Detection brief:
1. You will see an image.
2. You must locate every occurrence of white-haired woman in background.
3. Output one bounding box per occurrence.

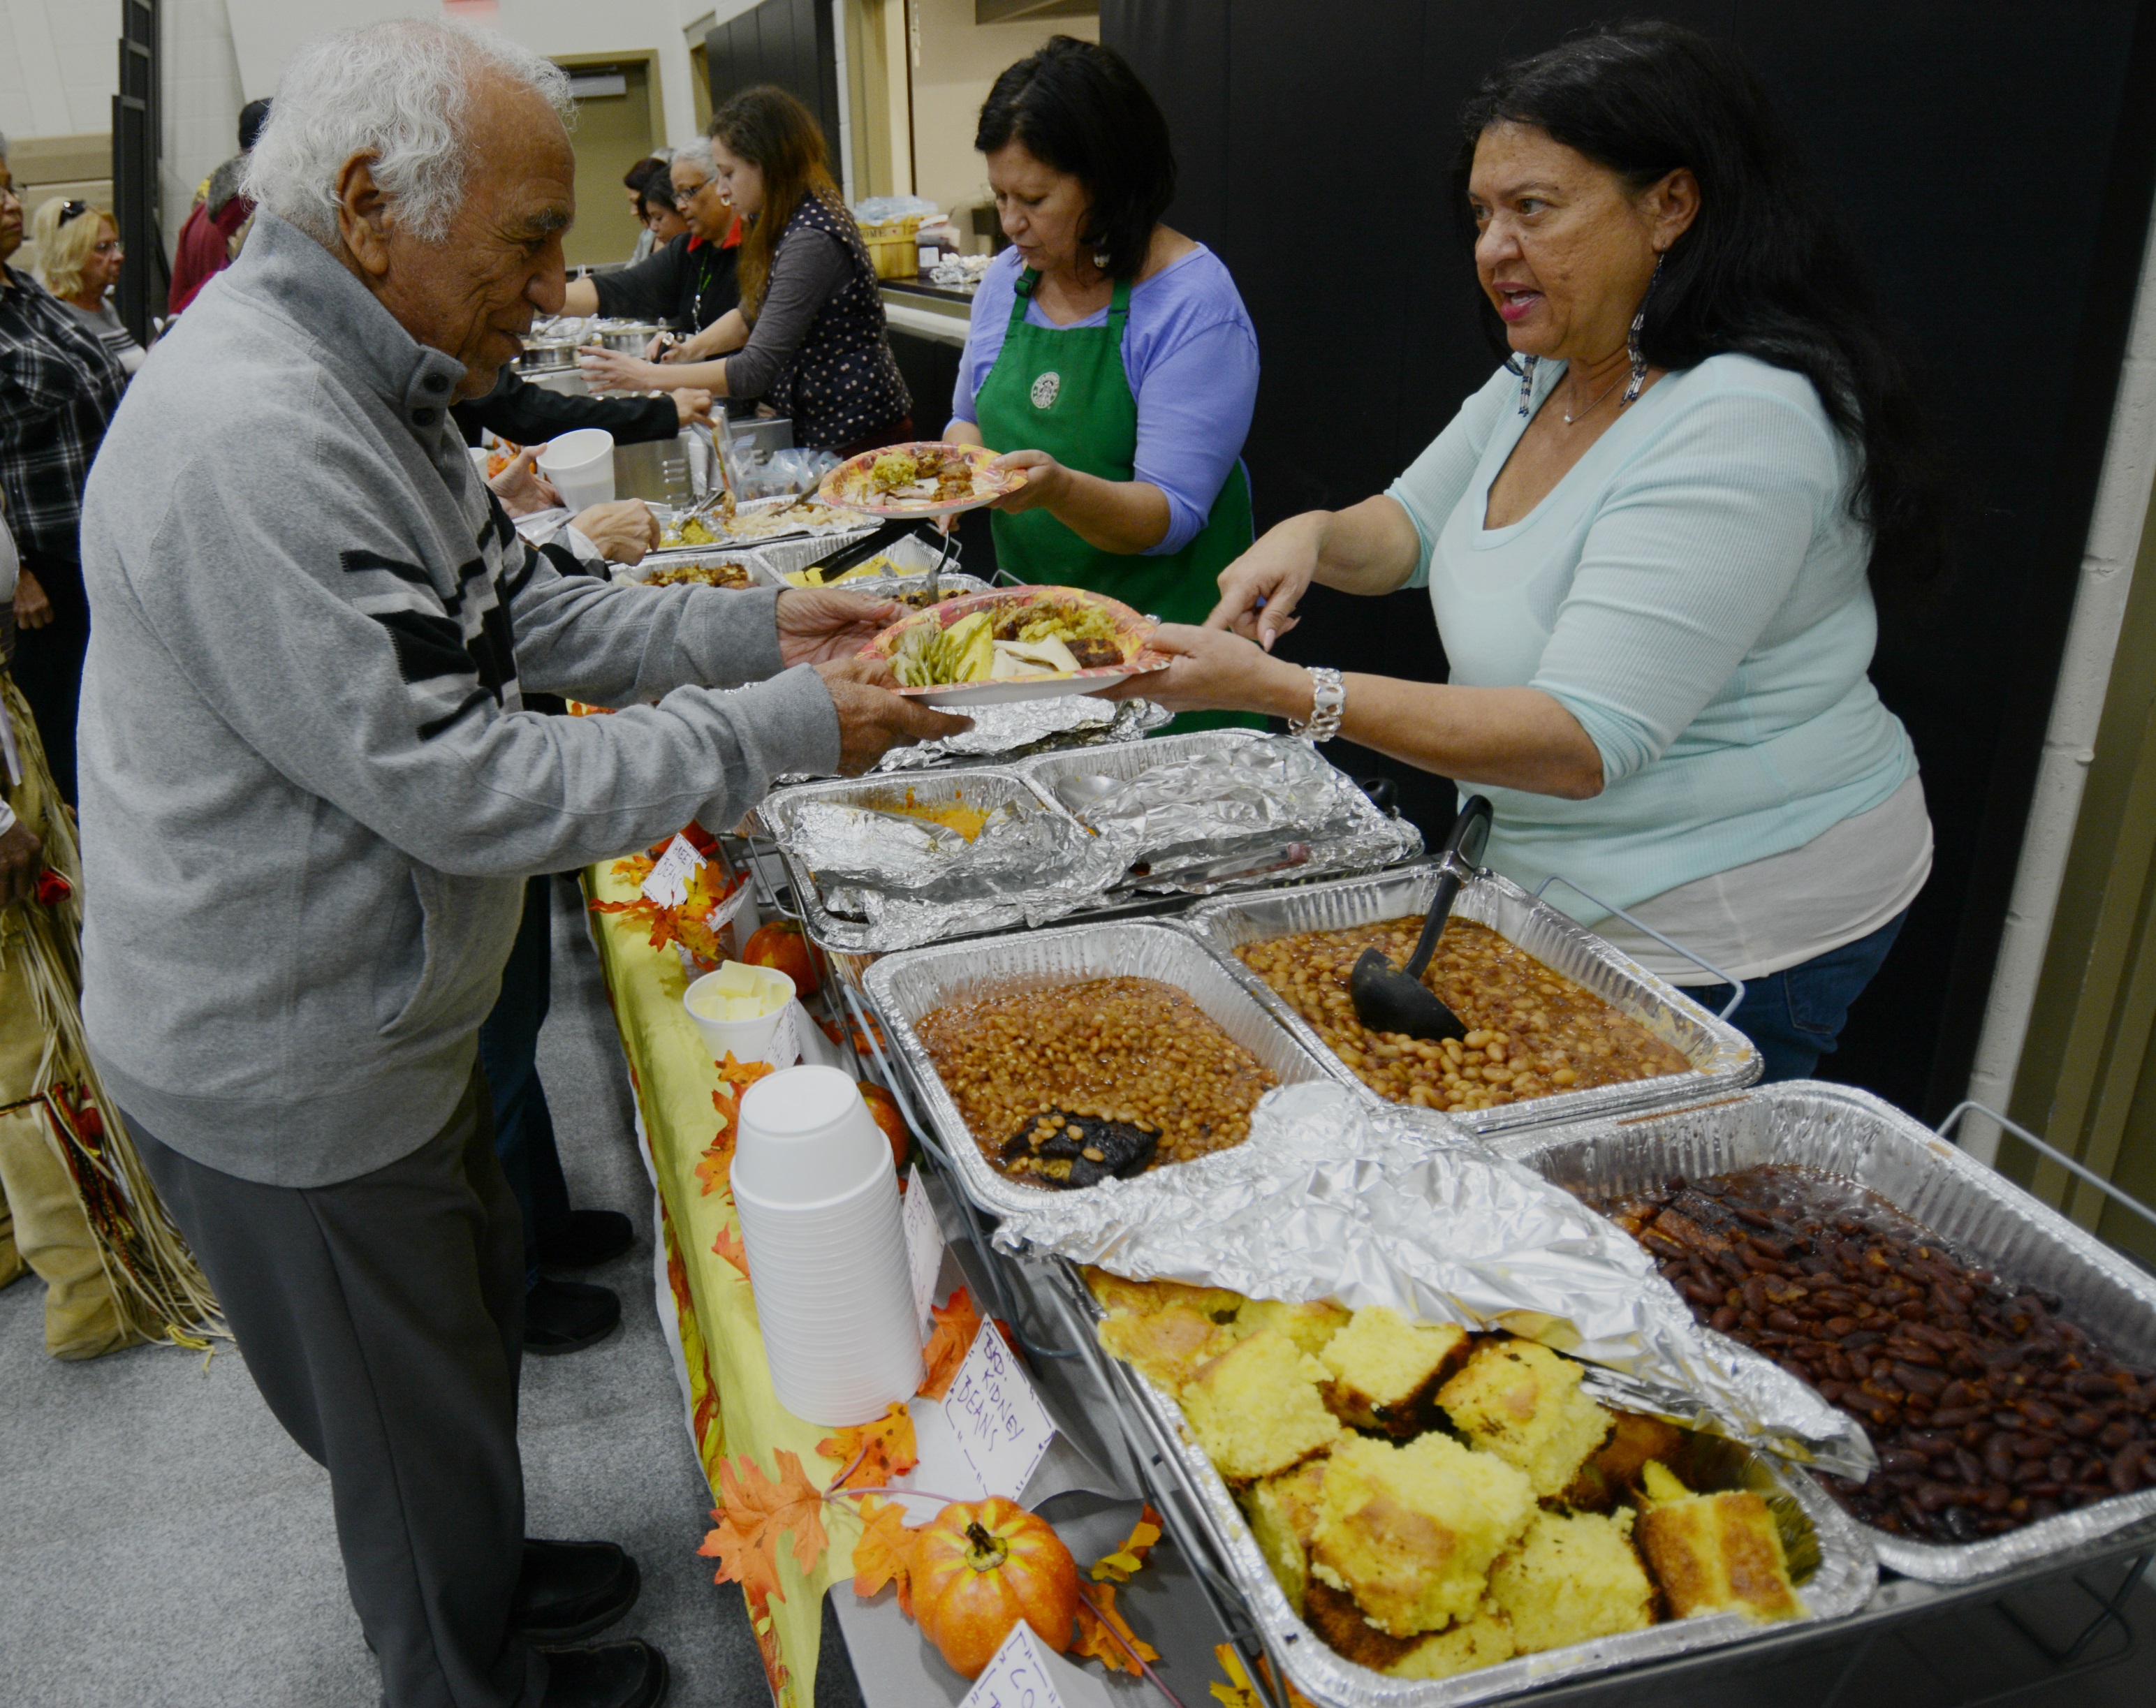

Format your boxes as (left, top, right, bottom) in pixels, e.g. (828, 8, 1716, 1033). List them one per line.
(561, 135, 738, 335)
(32, 197, 145, 376)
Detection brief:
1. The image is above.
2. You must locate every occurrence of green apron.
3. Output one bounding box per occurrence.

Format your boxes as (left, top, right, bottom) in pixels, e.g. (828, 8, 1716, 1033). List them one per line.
(974, 269, 1261, 733)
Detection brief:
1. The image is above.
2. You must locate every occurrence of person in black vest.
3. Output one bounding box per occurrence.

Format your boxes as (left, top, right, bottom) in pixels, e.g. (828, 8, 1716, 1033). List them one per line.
(576, 89, 912, 457)
(562, 138, 740, 336)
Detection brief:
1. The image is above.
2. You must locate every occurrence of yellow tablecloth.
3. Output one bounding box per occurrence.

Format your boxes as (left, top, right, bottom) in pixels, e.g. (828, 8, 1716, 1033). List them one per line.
(582, 860, 851, 1707)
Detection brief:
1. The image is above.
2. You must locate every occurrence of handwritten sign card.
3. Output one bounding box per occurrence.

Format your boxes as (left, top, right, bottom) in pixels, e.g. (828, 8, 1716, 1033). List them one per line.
(900, 1165, 945, 1341)
(640, 834, 705, 906)
(942, 1320, 1054, 1499)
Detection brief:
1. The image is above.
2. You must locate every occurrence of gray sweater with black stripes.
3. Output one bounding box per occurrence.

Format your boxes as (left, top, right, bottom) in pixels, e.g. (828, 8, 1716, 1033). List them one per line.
(75, 213, 842, 1188)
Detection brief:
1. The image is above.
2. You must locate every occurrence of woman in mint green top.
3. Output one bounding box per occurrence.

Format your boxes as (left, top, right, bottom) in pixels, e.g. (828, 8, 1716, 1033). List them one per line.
(1112, 22, 1948, 1080)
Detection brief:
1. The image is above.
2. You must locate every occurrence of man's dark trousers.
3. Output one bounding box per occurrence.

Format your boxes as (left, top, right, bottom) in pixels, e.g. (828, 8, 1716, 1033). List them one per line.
(131, 1070, 546, 1708)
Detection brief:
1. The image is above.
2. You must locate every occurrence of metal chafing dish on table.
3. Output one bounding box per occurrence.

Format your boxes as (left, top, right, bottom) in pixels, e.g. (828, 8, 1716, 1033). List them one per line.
(863, 919, 1344, 1222)
(1493, 1082, 2156, 1585)
(1039, 1262, 1877, 1708)
(1180, 863, 1760, 1137)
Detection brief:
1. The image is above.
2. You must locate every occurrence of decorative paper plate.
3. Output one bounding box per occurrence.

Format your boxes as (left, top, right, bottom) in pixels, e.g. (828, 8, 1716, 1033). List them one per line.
(819, 441, 1028, 517)
(857, 586, 1171, 709)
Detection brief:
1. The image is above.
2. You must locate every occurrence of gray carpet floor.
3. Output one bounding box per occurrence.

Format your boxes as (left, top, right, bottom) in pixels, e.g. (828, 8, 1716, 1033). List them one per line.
(4, 878, 2155, 1707)
(0, 877, 862, 1708)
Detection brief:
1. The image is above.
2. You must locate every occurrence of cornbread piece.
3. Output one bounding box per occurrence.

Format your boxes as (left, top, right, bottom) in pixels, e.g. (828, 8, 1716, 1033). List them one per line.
(1386, 1605, 1518, 1680)
(1244, 1458, 1328, 1615)
(1098, 1305, 1232, 1392)
(1562, 1410, 1688, 1512)
(1488, 1510, 1655, 1654)
(1437, 1339, 1613, 1499)
(1180, 1329, 1342, 1481)
(1310, 1434, 1536, 1636)
(1319, 1306, 1472, 1435)
(1635, 1462, 1802, 1622)
(1302, 1581, 1423, 1670)
(1233, 1295, 1352, 1359)
(1083, 1267, 1245, 1324)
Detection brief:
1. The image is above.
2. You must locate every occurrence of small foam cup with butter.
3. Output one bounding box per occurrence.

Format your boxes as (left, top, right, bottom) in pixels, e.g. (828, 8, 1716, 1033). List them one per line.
(684, 961, 797, 1065)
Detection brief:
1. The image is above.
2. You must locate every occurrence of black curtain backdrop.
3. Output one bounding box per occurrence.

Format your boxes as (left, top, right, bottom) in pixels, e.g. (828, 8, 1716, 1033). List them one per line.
(704, 0, 843, 175)
(1099, 0, 2156, 1119)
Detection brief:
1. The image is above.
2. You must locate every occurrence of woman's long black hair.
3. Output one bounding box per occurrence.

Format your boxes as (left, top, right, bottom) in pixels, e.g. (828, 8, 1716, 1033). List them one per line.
(1458, 22, 1947, 593)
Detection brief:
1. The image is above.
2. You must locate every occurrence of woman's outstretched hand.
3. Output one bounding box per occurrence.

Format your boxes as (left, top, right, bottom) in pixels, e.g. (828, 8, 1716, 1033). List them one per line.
(1205, 515, 1322, 649)
(984, 448, 1061, 513)
(1096, 622, 1309, 716)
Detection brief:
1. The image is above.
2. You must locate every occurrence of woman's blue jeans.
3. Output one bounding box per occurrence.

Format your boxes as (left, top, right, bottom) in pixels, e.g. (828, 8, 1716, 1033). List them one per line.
(1686, 911, 1908, 1084)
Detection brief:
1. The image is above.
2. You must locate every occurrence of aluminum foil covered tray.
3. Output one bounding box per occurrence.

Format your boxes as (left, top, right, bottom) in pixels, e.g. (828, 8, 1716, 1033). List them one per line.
(1059, 1269, 1877, 1708)
(1019, 730, 1422, 895)
(1494, 1081, 2156, 1582)
(863, 921, 1342, 1221)
(1182, 864, 1759, 1136)
(755, 768, 1125, 952)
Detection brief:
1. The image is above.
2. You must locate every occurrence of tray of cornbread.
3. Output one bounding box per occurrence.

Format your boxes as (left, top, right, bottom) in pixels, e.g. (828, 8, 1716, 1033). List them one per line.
(864, 920, 1344, 1220)
(1494, 1082, 2156, 1584)
(1180, 865, 1760, 1137)
(1072, 1269, 1875, 1706)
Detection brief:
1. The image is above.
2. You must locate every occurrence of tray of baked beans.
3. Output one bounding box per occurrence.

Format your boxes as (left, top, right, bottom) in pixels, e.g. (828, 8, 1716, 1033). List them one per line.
(1495, 1082, 2156, 1582)
(863, 920, 1358, 1220)
(1179, 864, 1759, 1136)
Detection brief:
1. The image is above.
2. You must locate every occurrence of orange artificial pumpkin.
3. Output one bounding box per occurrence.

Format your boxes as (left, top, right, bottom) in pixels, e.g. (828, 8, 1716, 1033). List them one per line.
(744, 919, 821, 999)
(910, 1498, 1080, 1678)
(860, 1083, 909, 1172)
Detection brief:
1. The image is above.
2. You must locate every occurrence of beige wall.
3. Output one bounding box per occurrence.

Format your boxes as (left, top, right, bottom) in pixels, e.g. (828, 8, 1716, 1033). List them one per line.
(908, 0, 1095, 250)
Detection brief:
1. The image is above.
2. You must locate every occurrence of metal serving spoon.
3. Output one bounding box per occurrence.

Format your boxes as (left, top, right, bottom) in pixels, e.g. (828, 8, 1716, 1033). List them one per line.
(1348, 795, 1493, 1043)
(1052, 772, 1123, 816)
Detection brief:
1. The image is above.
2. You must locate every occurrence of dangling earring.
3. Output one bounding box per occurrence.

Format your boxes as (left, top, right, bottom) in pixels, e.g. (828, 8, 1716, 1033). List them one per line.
(1093, 250, 1111, 270)
(1622, 253, 1663, 406)
(1516, 353, 1539, 418)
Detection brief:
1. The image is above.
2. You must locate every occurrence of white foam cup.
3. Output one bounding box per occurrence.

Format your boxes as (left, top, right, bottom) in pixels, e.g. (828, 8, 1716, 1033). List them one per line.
(537, 428, 615, 510)
(731, 1067, 887, 1205)
(683, 965, 798, 1066)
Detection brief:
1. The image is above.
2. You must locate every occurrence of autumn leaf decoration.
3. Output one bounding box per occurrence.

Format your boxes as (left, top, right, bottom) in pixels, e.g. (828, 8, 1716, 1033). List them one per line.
(1073, 1581, 1161, 1677)
(849, 1496, 921, 1617)
(698, 1450, 830, 1624)
(817, 1402, 918, 1492)
(1210, 1644, 1317, 1708)
(589, 856, 744, 958)
(1091, 1505, 1164, 1583)
(711, 1223, 750, 1280)
(917, 1286, 981, 1401)
(701, 1054, 777, 1199)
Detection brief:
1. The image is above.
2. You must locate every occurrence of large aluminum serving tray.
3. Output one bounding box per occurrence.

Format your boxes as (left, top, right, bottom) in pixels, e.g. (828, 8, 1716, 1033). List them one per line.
(1017, 728, 1424, 895)
(1181, 864, 1759, 1138)
(1057, 1272, 1877, 1708)
(1493, 1081, 2156, 1582)
(864, 920, 1343, 1221)
(752, 765, 1075, 956)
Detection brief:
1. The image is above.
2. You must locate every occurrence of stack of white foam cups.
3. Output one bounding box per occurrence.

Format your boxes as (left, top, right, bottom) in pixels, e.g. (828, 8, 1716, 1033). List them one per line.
(731, 1065, 925, 1424)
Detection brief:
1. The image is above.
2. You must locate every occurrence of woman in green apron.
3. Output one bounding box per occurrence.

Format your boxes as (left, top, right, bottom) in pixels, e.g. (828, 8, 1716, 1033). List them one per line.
(946, 38, 1263, 732)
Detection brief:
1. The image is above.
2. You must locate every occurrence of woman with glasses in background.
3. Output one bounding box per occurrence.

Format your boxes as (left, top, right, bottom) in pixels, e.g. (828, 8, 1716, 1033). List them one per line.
(33, 199, 145, 377)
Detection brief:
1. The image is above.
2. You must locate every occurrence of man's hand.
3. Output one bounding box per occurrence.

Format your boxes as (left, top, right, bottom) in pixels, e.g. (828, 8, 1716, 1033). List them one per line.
(673, 389, 715, 429)
(572, 499, 661, 565)
(486, 445, 563, 517)
(814, 658, 972, 774)
(13, 568, 52, 630)
(777, 589, 904, 665)
(0, 818, 43, 909)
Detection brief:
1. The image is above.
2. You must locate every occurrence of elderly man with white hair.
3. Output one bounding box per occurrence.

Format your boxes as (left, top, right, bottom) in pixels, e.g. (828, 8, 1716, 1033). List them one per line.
(73, 20, 959, 1708)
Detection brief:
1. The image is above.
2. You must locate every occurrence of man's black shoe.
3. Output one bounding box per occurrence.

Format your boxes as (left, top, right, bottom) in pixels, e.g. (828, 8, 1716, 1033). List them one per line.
(539, 1638, 668, 1708)
(525, 1276, 620, 1355)
(538, 1209, 635, 1269)
(515, 1540, 642, 1644)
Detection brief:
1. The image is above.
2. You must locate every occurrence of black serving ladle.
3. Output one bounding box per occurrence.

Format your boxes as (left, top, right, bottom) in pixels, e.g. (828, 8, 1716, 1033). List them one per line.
(1348, 794, 1494, 1043)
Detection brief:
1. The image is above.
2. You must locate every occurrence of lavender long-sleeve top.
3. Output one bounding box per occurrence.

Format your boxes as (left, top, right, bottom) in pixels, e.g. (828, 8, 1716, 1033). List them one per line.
(949, 245, 1260, 554)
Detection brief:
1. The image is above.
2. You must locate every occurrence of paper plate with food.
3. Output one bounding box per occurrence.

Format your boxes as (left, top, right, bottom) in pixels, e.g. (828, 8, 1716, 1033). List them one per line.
(859, 587, 1169, 708)
(818, 441, 1026, 517)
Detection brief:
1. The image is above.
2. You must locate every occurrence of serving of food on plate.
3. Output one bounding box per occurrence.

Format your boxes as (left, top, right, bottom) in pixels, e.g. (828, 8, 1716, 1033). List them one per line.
(819, 441, 1026, 517)
(859, 587, 1168, 708)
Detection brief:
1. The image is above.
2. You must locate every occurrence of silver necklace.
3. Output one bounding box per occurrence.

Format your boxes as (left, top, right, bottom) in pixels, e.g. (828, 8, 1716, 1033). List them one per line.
(1561, 369, 1626, 426)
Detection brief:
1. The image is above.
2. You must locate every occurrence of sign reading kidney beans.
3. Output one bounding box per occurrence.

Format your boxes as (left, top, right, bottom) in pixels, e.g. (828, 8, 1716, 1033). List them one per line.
(1591, 1165, 2156, 1543)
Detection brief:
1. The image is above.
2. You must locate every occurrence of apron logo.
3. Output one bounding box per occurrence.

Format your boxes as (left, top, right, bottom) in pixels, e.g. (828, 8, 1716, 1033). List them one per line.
(1029, 371, 1061, 409)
